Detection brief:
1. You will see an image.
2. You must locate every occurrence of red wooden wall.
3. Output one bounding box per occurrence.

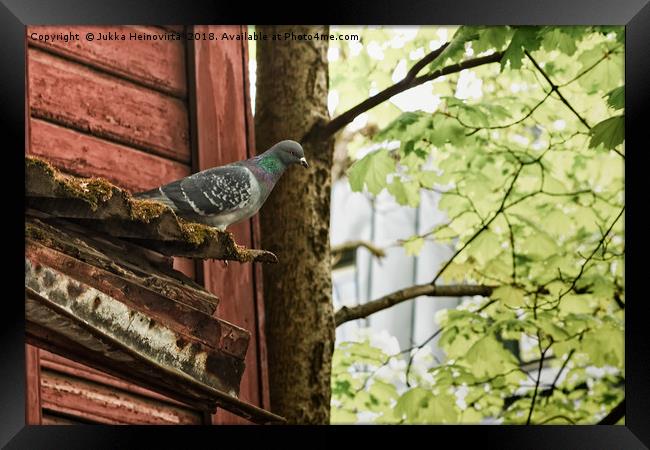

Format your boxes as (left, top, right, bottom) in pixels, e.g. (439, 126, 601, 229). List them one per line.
(25, 25, 268, 425)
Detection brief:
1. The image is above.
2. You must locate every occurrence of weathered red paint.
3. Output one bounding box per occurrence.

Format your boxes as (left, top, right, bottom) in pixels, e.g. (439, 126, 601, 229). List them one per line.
(30, 119, 191, 193)
(41, 369, 204, 425)
(40, 350, 195, 408)
(25, 345, 42, 425)
(28, 47, 191, 163)
(27, 25, 187, 98)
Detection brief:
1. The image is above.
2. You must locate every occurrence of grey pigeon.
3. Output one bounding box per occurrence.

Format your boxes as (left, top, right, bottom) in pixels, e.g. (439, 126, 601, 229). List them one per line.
(135, 140, 308, 231)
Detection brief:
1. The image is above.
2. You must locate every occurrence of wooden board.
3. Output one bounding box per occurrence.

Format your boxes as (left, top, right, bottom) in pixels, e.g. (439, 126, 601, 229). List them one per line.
(30, 119, 191, 194)
(25, 345, 42, 425)
(41, 369, 204, 425)
(27, 240, 249, 360)
(189, 25, 270, 424)
(40, 350, 195, 408)
(28, 47, 191, 163)
(27, 26, 187, 98)
(26, 218, 219, 315)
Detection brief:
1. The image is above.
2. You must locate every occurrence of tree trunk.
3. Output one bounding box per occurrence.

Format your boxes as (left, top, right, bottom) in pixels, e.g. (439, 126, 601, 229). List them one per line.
(254, 26, 334, 424)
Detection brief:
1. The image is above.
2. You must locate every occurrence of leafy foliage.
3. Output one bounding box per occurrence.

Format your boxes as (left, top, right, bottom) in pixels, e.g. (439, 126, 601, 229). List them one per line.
(331, 26, 624, 425)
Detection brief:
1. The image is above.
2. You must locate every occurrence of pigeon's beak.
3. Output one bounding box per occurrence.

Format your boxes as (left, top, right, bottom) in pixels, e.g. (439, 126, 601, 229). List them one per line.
(299, 157, 309, 168)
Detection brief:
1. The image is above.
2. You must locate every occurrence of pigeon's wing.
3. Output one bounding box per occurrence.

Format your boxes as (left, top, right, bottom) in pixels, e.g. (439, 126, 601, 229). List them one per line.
(136, 165, 253, 216)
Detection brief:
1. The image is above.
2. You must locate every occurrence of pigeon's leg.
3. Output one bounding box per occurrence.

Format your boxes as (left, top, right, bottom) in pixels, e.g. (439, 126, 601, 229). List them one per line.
(221, 260, 229, 268)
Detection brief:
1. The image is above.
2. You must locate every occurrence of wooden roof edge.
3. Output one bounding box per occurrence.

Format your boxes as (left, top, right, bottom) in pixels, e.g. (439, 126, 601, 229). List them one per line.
(27, 286, 286, 425)
(25, 156, 278, 263)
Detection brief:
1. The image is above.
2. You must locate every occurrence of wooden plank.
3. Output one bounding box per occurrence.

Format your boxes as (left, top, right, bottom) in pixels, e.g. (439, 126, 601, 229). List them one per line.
(26, 241, 249, 360)
(25, 345, 42, 425)
(27, 26, 187, 98)
(26, 218, 218, 315)
(39, 350, 193, 408)
(28, 47, 191, 163)
(189, 25, 268, 425)
(26, 316, 285, 423)
(29, 119, 191, 194)
(41, 369, 204, 425)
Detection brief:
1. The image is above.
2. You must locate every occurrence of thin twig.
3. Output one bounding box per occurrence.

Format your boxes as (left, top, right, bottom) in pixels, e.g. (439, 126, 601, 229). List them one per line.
(526, 336, 551, 425)
(524, 50, 591, 130)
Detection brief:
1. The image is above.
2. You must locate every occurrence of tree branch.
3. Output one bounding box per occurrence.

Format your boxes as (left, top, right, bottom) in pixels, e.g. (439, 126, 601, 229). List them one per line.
(597, 398, 625, 425)
(526, 337, 551, 425)
(524, 50, 591, 130)
(332, 240, 386, 260)
(335, 283, 494, 326)
(303, 48, 504, 143)
(542, 349, 575, 404)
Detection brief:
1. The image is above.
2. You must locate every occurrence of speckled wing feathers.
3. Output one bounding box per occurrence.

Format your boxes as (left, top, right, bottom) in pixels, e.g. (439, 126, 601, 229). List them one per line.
(137, 165, 253, 217)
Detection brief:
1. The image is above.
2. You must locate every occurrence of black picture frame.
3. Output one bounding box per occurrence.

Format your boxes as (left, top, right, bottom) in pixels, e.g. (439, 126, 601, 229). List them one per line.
(2, 1, 647, 448)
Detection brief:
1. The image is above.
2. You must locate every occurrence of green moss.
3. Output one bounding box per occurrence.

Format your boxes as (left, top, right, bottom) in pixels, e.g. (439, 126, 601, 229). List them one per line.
(129, 199, 168, 223)
(178, 220, 218, 246)
(27, 156, 115, 210)
(59, 177, 115, 210)
(25, 222, 47, 241)
(26, 156, 57, 177)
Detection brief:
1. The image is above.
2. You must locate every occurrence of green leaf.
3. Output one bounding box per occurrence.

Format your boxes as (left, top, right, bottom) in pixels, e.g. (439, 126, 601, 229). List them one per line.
(387, 177, 421, 207)
(580, 324, 624, 367)
(589, 115, 624, 150)
(491, 285, 526, 308)
(403, 236, 425, 256)
(464, 335, 518, 377)
(466, 230, 502, 265)
(543, 210, 574, 236)
(577, 45, 623, 94)
(429, 26, 481, 71)
(541, 28, 578, 56)
(331, 407, 358, 423)
(520, 233, 559, 258)
(605, 86, 624, 110)
(472, 27, 514, 54)
(395, 387, 432, 421)
(396, 388, 459, 424)
(501, 27, 542, 71)
(416, 170, 440, 189)
(375, 111, 429, 141)
(347, 150, 396, 195)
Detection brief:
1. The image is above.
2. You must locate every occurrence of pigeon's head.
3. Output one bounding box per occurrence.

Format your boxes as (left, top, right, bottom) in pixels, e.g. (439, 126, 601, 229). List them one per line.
(270, 140, 309, 168)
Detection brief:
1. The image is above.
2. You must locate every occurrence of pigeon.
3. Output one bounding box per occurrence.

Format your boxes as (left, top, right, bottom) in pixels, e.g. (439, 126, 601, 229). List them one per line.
(134, 140, 308, 231)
